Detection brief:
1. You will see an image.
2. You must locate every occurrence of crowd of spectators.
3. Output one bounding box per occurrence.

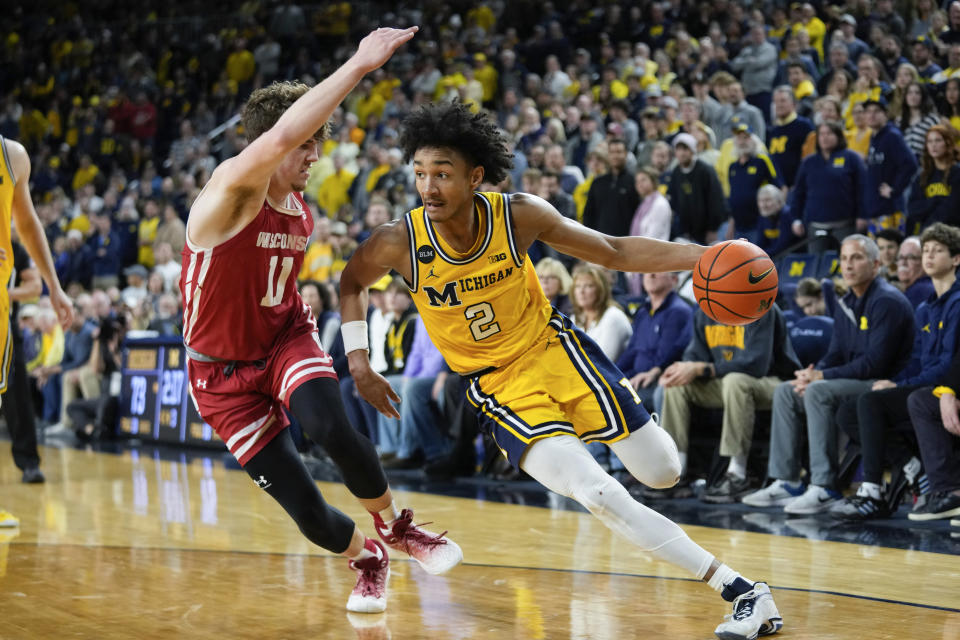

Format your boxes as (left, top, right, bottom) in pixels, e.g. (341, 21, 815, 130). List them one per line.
(4, 1, 960, 525)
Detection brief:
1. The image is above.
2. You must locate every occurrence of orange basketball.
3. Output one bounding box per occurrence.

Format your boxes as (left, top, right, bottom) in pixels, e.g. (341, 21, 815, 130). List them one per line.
(691, 240, 778, 326)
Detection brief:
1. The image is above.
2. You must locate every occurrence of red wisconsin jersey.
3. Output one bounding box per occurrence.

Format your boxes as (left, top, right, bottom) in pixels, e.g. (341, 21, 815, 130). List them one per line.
(181, 192, 316, 361)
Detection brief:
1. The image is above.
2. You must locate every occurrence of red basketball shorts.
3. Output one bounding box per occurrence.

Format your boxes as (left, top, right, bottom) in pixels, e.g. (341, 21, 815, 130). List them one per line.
(187, 330, 337, 466)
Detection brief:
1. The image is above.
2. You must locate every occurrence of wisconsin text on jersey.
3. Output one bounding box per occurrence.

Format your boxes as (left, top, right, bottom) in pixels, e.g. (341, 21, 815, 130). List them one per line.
(255, 231, 309, 251)
(423, 266, 516, 307)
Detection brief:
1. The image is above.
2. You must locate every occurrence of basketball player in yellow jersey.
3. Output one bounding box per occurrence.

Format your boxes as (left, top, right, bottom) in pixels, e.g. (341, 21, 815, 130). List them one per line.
(0, 137, 74, 528)
(339, 102, 783, 640)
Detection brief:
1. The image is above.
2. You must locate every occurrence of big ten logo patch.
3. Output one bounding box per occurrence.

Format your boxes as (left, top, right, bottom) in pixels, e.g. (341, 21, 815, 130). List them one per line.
(488, 252, 507, 264)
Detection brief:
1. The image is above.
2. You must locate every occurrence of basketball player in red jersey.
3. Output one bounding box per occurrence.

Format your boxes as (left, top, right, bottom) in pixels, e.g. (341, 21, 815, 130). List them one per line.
(179, 26, 461, 615)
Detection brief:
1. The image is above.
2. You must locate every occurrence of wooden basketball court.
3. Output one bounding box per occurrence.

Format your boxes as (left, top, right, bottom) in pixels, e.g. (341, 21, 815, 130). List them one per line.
(2, 444, 958, 639)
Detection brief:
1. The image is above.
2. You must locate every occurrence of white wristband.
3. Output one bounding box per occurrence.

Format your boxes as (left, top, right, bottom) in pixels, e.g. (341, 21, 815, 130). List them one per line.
(341, 320, 369, 353)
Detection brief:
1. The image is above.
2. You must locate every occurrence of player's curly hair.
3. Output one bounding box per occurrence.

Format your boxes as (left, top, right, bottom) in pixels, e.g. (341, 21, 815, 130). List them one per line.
(241, 81, 330, 143)
(398, 101, 513, 185)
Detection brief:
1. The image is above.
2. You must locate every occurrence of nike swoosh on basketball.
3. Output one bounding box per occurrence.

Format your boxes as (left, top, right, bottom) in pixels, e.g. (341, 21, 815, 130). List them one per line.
(748, 267, 774, 285)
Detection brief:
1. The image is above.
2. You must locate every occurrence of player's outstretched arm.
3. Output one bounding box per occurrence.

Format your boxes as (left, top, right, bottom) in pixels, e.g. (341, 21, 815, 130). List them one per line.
(511, 192, 707, 273)
(339, 220, 412, 418)
(8, 140, 74, 329)
(191, 27, 418, 242)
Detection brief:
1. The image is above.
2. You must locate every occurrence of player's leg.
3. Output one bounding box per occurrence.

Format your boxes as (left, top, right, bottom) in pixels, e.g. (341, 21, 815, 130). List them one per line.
(520, 435, 782, 640)
(285, 365, 462, 575)
(242, 427, 390, 613)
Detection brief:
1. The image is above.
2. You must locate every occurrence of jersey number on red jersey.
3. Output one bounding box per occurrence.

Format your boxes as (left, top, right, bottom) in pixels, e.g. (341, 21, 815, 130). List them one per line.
(261, 256, 294, 307)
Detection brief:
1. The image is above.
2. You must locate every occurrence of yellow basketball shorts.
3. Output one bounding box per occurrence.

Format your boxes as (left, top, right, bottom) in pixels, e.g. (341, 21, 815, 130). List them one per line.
(466, 311, 651, 469)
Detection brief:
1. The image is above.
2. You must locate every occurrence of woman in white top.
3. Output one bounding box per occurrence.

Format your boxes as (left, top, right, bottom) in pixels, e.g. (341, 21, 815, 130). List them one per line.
(626, 166, 673, 295)
(570, 264, 633, 361)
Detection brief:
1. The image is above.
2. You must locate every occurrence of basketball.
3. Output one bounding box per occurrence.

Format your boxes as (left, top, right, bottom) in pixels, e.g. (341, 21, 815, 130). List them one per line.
(691, 240, 778, 326)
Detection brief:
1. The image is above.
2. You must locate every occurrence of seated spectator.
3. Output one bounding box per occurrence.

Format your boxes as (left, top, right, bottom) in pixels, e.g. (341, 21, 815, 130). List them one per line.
(375, 278, 418, 461)
(382, 317, 451, 469)
(152, 242, 182, 294)
(146, 293, 181, 337)
(906, 125, 960, 235)
(791, 121, 867, 253)
(615, 272, 692, 411)
(629, 166, 671, 245)
(66, 315, 126, 441)
(896, 236, 936, 308)
(299, 279, 340, 351)
(906, 339, 960, 522)
(657, 305, 799, 503)
(29, 307, 65, 426)
(756, 185, 799, 257)
(535, 257, 574, 317)
(121, 264, 149, 308)
(743, 235, 915, 514)
(875, 228, 904, 281)
(794, 278, 826, 316)
(569, 264, 632, 361)
(831, 223, 960, 520)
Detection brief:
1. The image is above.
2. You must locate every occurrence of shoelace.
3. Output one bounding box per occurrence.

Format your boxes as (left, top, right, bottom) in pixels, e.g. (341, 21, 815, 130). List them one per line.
(351, 558, 388, 597)
(391, 509, 449, 551)
(727, 590, 758, 622)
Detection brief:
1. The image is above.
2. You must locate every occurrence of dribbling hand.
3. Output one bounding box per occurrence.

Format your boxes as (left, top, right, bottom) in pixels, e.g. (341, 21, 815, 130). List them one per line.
(354, 367, 402, 420)
(352, 26, 419, 74)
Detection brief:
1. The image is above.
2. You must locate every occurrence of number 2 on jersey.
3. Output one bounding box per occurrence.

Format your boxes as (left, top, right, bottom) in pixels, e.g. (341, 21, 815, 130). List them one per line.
(261, 256, 294, 307)
(465, 301, 501, 341)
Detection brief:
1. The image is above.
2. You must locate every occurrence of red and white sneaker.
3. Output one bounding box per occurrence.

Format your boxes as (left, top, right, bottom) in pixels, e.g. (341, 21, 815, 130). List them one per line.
(373, 508, 463, 575)
(346, 540, 390, 613)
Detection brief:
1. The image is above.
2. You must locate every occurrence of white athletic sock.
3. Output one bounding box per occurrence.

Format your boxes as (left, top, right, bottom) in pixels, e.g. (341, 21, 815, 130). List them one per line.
(707, 563, 746, 592)
(377, 503, 400, 524)
(727, 455, 748, 480)
(678, 451, 688, 477)
(350, 537, 384, 562)
(857, 482, 882, 500)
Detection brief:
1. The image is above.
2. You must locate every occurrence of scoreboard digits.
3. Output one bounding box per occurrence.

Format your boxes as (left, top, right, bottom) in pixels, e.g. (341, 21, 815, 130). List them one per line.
(119, 337, 224, 450)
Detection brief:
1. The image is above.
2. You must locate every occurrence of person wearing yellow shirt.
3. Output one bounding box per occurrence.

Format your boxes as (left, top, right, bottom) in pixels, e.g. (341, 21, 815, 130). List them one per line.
(354, 78, 387, 127)
(573, 150, 609, 222)
(434, 63, 467, 102)
(796, 4, 826, 64)
(29, 307, 65, 425)
(225, 38, 255, 89)
(300, 216, 336, 283)
(71, 154, 100, 194)
(137, 198, 162, 269)
(316, 155, 356, 218)
(472, 53, 498, 106)
(844, 101, 873, 158)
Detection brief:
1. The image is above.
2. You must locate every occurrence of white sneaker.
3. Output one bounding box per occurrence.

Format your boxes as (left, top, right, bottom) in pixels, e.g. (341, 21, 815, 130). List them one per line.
(346, 541, 390, 613)
(715, 582, 783, 640)
(783, 485, 841, 515)
(741, 480, 805, 508)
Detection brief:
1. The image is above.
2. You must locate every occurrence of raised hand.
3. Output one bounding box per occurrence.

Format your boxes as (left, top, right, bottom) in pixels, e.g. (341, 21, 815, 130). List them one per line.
(352, 26, 419, 74)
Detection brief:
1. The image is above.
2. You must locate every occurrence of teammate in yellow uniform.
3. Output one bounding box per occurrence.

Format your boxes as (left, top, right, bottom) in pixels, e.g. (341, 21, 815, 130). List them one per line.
(0, 137, 74, 527)
(339, 102, 784, 640)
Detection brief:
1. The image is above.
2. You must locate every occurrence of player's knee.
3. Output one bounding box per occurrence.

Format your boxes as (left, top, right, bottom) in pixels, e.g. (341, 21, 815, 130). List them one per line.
(645, 457, 682, 489)
(572, 473, 625, 518)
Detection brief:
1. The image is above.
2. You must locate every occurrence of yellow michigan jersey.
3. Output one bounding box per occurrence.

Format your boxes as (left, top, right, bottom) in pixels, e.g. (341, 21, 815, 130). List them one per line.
(404, 191, 652, 468)
(404, 191, 551, 375)
(0, 137, 17, 392)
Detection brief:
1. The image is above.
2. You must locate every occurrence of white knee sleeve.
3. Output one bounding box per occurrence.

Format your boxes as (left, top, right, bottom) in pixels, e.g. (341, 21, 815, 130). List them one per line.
(609, 420, 683, 488)
(521, 436, 714, 579)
